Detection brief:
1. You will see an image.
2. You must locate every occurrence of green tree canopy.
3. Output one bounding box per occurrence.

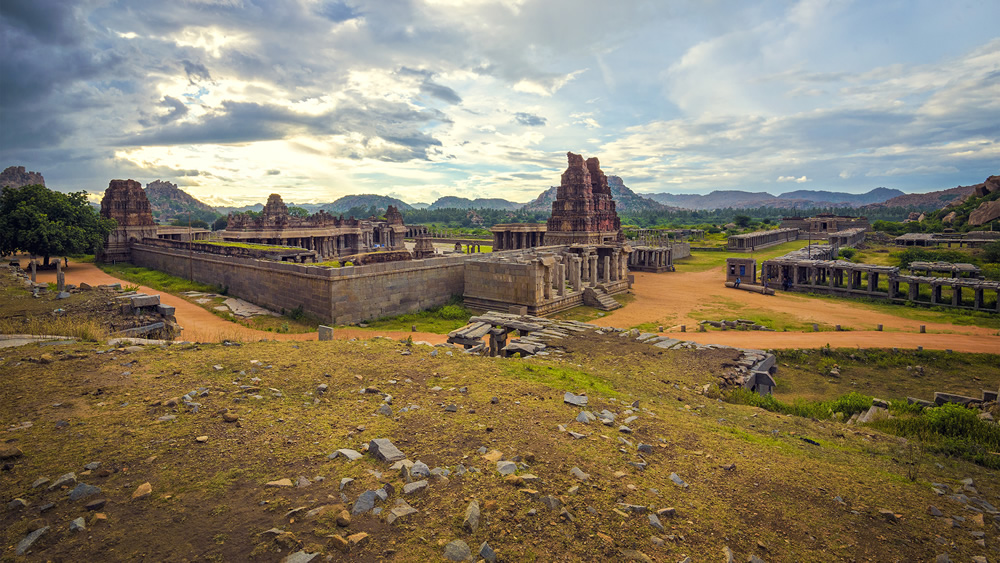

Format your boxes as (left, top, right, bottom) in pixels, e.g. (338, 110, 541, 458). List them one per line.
(288, 206, 310, 217)
(0, 185, 116, 265)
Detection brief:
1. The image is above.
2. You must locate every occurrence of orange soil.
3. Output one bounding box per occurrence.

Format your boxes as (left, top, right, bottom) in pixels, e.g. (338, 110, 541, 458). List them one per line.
(28, 261, 447, 345)
(593, 268, 1000, 353)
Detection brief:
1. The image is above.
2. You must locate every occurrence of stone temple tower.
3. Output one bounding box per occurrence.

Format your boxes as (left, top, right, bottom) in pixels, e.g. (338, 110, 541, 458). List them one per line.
(545, 152, 621, 245)
(97, 179, 157, 263)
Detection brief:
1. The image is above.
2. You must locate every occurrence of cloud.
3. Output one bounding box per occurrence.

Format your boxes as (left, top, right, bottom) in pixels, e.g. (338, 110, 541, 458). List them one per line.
(513, 112, 546, 126)
(266, 169, 280, 175)
(777, 175, 809, 183)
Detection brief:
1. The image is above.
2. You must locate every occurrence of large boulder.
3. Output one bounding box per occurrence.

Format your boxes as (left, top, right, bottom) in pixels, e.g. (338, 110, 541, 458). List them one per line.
(969, 200, 1000, 226)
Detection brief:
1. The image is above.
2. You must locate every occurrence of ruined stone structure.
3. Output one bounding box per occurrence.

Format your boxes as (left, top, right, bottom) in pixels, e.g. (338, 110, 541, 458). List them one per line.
(726, 258, 757, 284)
(490, 224, 547, 251)
(761, 247, 1000, 313)
(828, 227, 867, 248)
(155, 226, 213, 242)
(624, 228, 705, 245)
(412, 235, 436, 259)
(726, 228, 799, 251)
(463, 245, 630, 316)
(0, 166, 45, 188)
(895, 231, 1000, 248)
(545, 153, 622, 245)
(780, 214, 869, 236)
(908, 261, 982, 278)
(628, 246, 674, 272)
(98, 179, 158, 263)
(222, 194, 407, 260)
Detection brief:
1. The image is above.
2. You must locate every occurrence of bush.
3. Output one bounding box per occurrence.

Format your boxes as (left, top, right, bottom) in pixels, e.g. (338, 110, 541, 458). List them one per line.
(838, 247, 856, 260)
(437, 305, 467, 320)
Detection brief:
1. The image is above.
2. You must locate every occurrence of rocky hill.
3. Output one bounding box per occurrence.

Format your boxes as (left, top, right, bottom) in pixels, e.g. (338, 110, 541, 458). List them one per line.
(647, 187, 905, 210)
(144, 180, 220, 224)
(429, 196, 524, 211)
(869, 185, 975, 211)
(0, 166, 45, 189)
(322, 194, 414, 214)
(522, 175, 671, 214)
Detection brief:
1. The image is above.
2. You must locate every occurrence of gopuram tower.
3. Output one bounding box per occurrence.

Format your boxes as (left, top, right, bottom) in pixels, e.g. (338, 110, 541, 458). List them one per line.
(544, 152, 622, 246)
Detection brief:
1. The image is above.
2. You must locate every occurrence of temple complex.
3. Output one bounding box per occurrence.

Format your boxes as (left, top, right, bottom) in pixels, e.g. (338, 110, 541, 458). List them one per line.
(221, 194, 407, 260)
(779, 213, 869, 235)
(491, 152, 622, 250)
(98, 179, 158, 263)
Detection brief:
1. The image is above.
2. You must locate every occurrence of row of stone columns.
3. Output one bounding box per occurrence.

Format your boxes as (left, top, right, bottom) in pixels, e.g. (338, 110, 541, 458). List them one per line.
(628, 248, 670, 269)
(495, 231, 544, 251)
(539, 251, 627, 302)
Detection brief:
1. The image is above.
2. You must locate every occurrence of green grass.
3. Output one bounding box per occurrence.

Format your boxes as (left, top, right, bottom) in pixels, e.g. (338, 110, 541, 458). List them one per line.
(352, 296, 472, 334)
(688, 295, 824, 332)
(803, 291, 1000, 330)
(675, 239, 813, 273)
(501, 363, 620, 398)
(98, 263, 219, 294)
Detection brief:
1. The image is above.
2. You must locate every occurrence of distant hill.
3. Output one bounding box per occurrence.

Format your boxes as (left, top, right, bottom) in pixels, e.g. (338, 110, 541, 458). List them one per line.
(144, 180, 219, 223)
(647, 187, 904, 210)
(410, 202, 431, 209)
(522, 175, 671, 214)
(867, 185, 975, 211)
(321, 194, 414, 214)
(429, 196, 524, 210)
(1, 166, 45, 188)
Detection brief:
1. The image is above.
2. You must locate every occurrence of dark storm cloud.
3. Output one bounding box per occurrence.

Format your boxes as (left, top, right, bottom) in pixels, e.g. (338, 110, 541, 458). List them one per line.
(513, 112, 547, 126)
(182, 60, 212, 84)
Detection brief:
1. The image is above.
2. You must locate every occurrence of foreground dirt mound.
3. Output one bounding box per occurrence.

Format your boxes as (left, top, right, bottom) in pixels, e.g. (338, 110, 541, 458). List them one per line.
(2, 334, 997, 562)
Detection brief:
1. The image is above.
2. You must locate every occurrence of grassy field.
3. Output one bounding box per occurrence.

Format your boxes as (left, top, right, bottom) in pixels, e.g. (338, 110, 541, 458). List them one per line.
(98, 263, 219, 294)
(2, 330, 997, 561)
(674, 239, 813, 273)
(351, 297, 472, 334)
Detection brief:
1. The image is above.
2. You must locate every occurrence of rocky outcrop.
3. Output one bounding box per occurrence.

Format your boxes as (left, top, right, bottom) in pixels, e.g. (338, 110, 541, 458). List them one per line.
(144, 180, 217, 222)
(0, 166, 45, 188)
(972, 175, 1000, 198)
(968, 200, 1000, 226)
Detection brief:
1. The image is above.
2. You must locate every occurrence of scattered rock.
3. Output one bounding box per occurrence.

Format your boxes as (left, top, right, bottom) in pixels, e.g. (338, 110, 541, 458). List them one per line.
(570, 467, 590, 481)
(669, 473, 688, 489)
(85, 498, 107, 511)
(281, 551, 318, 563)
(68, 483, 102, 501)
(879, 509, 900, 524)
(329, 449, 363, 461)
(222, 412, 239, 423)
(48, 472, 76, 490)
(403, 480, 428, 494)
(352, 491, 378, 515)
(648, 513, 664, 530)
(346, 532, 369, 548)
(463, 500, 480, 532)
(368, 438, 405, 462)
(336, 510, 351, 526)
(564, 392, 588, 407)
(329, 535, 349, 552)
(266, 478, 294, 487)
(132, 482, 152, 500)
(443, 539, 472, 561)
(16, 526, 49, 556)
(620, 549, 654, 562)
(377, 404, 393, 417)
(478, 541, 497, 563)
(69, 517, 86, 532)
(7, 498, 27, 511)
(497, 461, 517, 475)
(195, 435, 208, 443)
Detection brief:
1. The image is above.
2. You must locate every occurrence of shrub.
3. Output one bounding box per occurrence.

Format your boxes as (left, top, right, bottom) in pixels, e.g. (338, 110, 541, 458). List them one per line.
(437, 304, 467, 320)
(838, 247, 856, 260)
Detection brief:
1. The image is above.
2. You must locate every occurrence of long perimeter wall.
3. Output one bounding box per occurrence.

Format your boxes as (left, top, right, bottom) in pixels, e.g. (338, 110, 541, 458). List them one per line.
(131, 242, 466, 325)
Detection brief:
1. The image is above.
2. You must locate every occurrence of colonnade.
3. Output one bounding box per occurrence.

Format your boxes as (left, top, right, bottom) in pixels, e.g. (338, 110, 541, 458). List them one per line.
(628, 247, 672, 271)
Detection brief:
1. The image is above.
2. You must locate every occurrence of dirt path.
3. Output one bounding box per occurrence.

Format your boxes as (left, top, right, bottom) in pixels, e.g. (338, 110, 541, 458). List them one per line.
(27, 260, 447, 345)
(594, 267, 999, 352)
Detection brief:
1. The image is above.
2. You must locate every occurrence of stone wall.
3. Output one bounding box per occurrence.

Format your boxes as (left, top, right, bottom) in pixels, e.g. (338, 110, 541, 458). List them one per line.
(131, 243, 466, 324)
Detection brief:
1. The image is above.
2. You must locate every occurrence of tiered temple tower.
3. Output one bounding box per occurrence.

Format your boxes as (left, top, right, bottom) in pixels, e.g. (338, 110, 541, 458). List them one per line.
(544, 152, 621, 245)
(98, 179, 157, 263)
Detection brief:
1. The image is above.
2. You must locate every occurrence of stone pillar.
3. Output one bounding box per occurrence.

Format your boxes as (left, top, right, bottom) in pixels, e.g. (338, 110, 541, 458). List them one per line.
(570, 257, 582, 292)
(543, 264, 553, 300)
(30, 259, 36, 282)
(974, 288, 984, 310)
(931, 284, 941, 304)
(828, 268, 835, 288)
(590, 256, 598, 287)
(908, 282, 918, 301)
(556, 263, 566, 296)
(952, 285, 961, 307)
(602, 255, 610, 283)
(55, 259, 65, 292)
(869, 272, 878, 293)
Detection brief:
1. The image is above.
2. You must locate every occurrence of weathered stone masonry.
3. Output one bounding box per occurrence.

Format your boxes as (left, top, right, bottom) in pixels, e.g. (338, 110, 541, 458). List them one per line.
(131, 242, 467, 324)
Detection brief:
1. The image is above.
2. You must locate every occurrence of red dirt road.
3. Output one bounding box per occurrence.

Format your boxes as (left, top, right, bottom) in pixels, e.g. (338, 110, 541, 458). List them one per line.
(28, 261, 447, 345)
(594, 268, 1000, 353)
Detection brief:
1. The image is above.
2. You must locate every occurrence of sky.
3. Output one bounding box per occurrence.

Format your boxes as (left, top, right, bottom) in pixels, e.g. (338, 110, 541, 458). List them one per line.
(1, 0, 998, 207)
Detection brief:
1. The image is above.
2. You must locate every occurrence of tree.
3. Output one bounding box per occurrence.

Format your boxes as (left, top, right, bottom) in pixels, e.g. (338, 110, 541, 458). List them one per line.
(0, 185, 116, 265)
(169, 218, 209, 229)
(983, 241, 1000, 264)
(212, 216, 228, 231)
(288, 206, 310, 217)
(734, 215, 751, 228)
